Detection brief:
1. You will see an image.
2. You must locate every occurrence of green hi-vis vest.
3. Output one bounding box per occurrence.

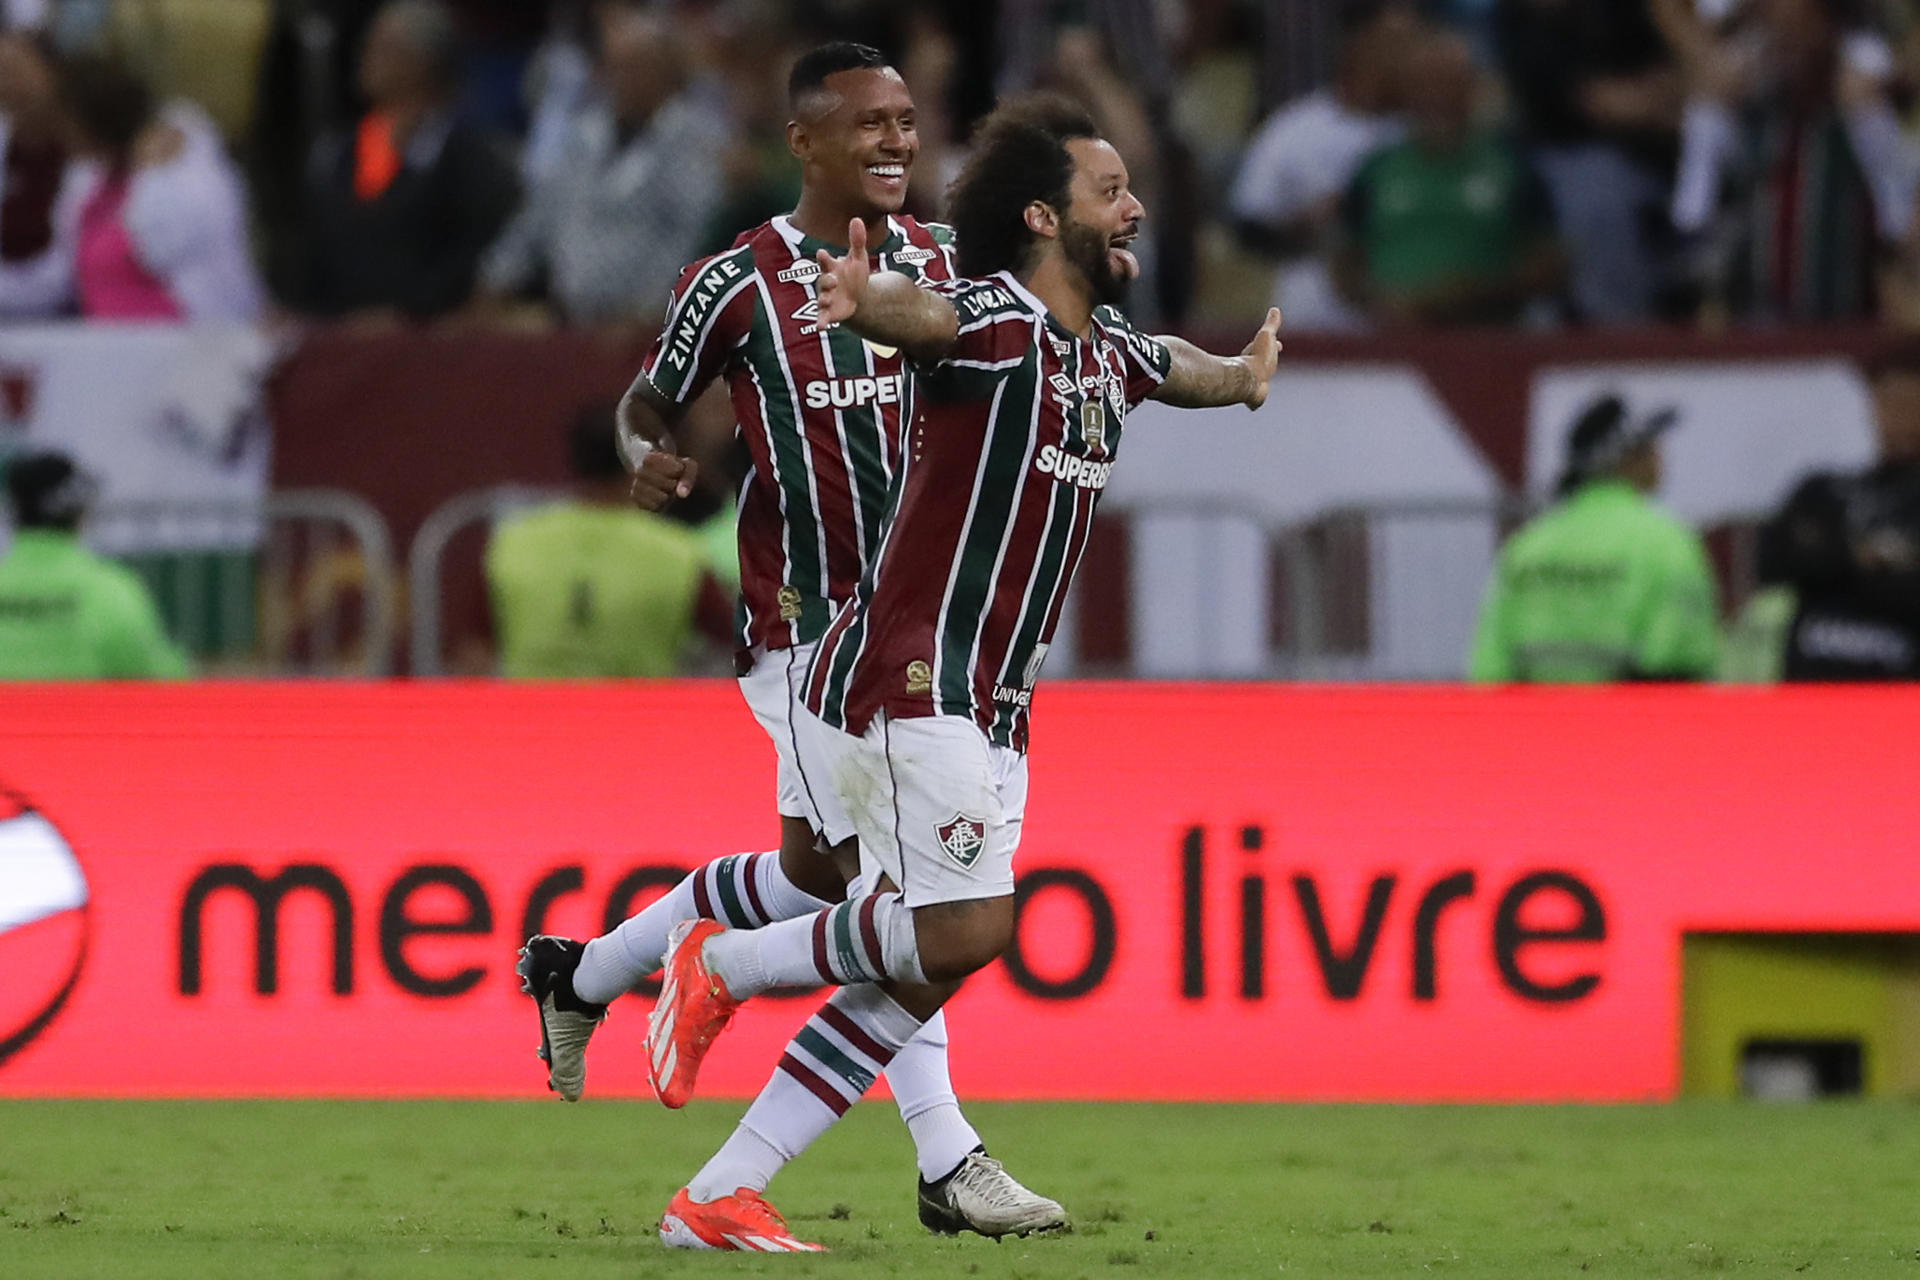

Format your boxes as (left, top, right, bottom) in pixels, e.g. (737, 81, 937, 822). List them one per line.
(0, 530, 189, 679)
(486, 501, 707, 678)
(1470, 481, 1720, 684)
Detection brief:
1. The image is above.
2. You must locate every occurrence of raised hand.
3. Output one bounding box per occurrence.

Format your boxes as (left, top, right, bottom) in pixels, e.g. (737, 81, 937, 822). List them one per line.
(1240, 307, 1283, 409)
(812, 217, 872, 328)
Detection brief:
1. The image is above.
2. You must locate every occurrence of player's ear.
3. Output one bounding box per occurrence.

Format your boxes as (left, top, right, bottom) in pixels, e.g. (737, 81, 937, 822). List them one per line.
(786, 119, 807, 161)
(1025, 201, 1059, 240)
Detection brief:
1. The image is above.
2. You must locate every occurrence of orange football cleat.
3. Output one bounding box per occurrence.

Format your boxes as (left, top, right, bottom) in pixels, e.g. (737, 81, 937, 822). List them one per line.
(646, 919, 740, 1108)
(658, 1186, 825, 1252)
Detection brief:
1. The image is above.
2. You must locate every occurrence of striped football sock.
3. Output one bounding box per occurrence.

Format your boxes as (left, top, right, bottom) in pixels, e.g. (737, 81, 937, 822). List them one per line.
(572, 852, 830, 1004)
(686, 985, 924, 1201)
(702, 891, 927, 999)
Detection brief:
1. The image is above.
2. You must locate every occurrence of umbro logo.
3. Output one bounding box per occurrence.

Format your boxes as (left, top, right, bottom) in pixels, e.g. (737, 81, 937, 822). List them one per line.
(792, 298, 823, 335)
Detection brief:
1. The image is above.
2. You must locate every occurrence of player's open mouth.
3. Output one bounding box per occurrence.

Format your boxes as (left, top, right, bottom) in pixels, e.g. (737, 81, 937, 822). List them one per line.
(866, 163, 906, 186)
(1108, 233, 1139, 280)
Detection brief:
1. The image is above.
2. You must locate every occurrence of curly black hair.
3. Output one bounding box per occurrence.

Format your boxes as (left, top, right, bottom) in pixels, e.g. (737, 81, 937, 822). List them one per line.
(947, 93, 1100, 279)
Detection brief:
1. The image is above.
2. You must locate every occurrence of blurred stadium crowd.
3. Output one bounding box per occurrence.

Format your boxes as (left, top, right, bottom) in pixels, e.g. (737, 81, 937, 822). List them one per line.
(9, 0, 1920, 329)
(1, 0, 1919, 686)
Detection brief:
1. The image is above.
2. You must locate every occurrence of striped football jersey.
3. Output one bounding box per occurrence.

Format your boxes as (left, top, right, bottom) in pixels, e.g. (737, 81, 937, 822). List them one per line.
(637, 214, 957, 665)
(804, 272, 1172, 752)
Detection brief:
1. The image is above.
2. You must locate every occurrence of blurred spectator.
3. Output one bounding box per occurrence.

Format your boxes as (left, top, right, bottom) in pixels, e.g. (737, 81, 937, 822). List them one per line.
(250, 0, 385, 293)
(0, 29, 71, 317)
(478, 10, 728, 326)
(485, 405, 732, 678)
(1229, 0, 1416, 332)
(285, 0, 518, 323)
(448, 0, 548, 136)
(1471, 394, 1719, 682)
(58, 53, 263, 321)
(1335, 30, 1566, 326)
(695, 17, 803, 256)
(519, 0, 599, 184)
(0, 450, 187, 679)
(1494, 0, 1683, 323)
(1739, 345, 1920, 679)
(1013, 15, 1187, 323)
(1661, 0, 1916, 322)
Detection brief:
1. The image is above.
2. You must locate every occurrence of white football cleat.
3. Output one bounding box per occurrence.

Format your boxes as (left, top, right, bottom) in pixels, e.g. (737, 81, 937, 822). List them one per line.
(918, 1148, 1069, 1238)
(515, 935, 608, 1102)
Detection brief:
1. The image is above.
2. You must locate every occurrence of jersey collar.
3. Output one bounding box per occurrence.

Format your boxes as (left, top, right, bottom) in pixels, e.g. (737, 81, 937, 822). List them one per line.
(993, 269, 1095, 347)
(772, 213, 906, 261)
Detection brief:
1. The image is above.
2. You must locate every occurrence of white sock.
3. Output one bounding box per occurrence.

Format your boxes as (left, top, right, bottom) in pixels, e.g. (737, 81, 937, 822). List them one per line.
(687, 985, 924, 1200)
(572, 851, 830, 1004)
(703, 891, 927, 999)
(887, 1012, 984, 1182)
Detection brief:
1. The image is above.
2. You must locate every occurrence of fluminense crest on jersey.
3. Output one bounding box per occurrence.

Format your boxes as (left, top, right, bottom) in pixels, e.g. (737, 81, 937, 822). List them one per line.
(934, 815, 987, 869)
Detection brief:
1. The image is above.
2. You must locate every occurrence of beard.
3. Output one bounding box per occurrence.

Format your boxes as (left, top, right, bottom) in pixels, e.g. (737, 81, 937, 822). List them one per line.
(1060, 216, 1132, 307)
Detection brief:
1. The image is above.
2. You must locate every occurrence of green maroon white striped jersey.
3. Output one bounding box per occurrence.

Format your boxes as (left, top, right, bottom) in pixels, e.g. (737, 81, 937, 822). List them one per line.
(803, 272, 1172, 752)
(636, 214, 957, 666)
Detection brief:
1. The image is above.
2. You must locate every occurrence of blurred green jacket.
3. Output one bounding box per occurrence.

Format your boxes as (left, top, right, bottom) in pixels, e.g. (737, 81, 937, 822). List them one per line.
(0, 530, 188, 679)
(1470, 480, 1719, 683)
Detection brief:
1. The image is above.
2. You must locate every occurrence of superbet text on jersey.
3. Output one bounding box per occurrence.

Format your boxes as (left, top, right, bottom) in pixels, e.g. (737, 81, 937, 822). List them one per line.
(805, 273, 1173, 753)
(638, 215, 956, 665)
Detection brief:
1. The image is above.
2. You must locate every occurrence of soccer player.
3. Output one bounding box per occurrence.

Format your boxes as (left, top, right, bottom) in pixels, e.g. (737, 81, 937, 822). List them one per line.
(645, 94, 1283, 1250)
(512, 42, 1062, 1245)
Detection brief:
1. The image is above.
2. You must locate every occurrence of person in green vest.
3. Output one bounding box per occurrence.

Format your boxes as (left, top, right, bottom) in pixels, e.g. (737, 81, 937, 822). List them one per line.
(486, 406, 732, 678)
(0, 449, 188, 679)
(1470, 393, 1720, 683)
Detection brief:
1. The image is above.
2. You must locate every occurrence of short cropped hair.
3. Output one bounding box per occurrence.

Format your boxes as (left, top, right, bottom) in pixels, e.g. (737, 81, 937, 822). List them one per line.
(947, 93, 1100, 279)
(788, 41, 889, 114)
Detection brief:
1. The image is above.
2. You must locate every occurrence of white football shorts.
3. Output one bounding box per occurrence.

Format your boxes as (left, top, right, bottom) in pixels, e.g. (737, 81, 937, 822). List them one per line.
(736, 642, 857, 846)
(827, 709, 1027, 908)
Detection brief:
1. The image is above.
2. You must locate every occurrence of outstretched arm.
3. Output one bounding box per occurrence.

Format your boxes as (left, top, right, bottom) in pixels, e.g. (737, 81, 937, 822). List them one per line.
(1151, 308, 1283, 409)
(813, 217, 960, 364)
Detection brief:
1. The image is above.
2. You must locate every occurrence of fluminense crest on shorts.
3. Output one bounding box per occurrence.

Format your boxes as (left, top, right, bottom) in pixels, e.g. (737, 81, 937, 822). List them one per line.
(905, 660, 932, 694)
(934, 814, 986, 869)
(777, 585, 803, 620)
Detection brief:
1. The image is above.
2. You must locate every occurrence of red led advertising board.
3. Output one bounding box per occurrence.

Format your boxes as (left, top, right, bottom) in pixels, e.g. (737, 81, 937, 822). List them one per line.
(1, 684, 1914, 1102)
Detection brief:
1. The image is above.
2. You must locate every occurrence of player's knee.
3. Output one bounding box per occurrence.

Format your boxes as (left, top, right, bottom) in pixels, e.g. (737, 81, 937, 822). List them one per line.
(777, 818, 849, 901)
(913, 895, 1015, 982)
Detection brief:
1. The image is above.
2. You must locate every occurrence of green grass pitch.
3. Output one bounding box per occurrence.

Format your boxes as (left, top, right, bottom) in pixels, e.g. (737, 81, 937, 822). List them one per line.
(2, 1099, 1918, 1276)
